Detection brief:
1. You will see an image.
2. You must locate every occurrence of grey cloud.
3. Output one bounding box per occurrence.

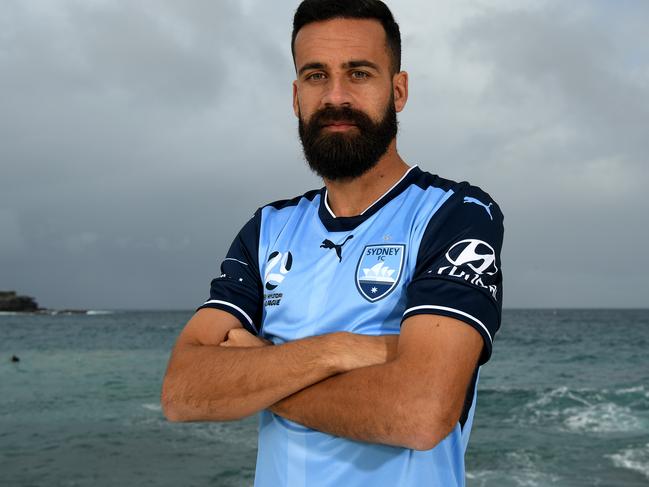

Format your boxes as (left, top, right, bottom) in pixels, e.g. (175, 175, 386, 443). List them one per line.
(454, 3, 649, 168)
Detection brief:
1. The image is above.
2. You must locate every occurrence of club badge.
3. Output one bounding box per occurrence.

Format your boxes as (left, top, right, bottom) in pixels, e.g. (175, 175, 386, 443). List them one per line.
(355, 244, 405, 302)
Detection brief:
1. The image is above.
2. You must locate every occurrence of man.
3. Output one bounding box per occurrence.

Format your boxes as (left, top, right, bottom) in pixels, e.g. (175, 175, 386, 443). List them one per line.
(161, 1, 504, 485)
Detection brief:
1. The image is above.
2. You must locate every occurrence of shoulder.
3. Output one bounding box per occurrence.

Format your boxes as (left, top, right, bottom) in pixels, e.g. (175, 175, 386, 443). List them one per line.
(261, 189, 322, 213)
(413, 169, 503, 224)
(414, 169, 500, 206)
(253, 188, 323, 231)
(240, 188, 322, 231)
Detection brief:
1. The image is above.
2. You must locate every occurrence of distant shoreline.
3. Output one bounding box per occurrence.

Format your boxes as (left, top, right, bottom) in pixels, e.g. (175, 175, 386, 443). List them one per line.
(0, 309, 112, 316)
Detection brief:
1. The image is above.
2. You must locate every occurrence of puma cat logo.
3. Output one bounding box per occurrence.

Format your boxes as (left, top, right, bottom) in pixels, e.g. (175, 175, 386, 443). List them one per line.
(320, 235, 354, 262)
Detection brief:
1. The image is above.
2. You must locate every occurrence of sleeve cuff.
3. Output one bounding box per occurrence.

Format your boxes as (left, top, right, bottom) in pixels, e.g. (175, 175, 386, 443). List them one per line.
(402, 304, 493, 364)
(197, 300, 258, 335)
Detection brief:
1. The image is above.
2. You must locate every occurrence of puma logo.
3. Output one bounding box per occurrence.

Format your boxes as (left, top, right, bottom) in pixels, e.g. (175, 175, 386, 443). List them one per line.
(463, 197, 493, 220)
(320, 235, 354, 262)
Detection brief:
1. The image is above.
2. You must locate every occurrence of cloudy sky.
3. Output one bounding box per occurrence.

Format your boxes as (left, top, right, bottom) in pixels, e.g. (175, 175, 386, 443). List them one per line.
(1, 0, 647, 309)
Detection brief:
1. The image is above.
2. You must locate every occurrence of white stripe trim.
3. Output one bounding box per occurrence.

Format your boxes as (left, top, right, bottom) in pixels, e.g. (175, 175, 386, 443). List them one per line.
(323, 191, 337, 218)
(361, 165, 418, 215)
(224, 258, 248, 266)
(202, 300, 254, 327)
(403, 305, 493, 343)
(323, 165, 418, 218)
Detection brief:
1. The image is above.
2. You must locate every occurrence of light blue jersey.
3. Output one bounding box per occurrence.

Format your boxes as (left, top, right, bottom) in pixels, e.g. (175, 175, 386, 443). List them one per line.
(199, 166, 504, 486)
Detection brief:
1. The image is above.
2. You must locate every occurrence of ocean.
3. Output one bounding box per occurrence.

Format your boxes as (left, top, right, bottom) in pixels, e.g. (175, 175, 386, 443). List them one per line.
(1, 309, 648, 486)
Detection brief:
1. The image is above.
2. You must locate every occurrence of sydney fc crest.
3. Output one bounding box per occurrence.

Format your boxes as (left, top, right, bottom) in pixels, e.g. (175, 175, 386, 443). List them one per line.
(356, 244, 405, 302)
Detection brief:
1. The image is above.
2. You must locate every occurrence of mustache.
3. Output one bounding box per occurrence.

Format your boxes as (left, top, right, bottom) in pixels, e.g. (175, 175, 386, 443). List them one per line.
(309, 106, 374, 129)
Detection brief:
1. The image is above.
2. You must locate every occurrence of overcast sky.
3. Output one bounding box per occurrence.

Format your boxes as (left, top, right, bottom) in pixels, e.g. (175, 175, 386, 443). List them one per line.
(1, 0, 647, 310)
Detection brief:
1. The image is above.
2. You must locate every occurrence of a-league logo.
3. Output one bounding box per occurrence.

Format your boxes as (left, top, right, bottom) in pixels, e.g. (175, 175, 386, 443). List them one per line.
(264, 251, 293, 291)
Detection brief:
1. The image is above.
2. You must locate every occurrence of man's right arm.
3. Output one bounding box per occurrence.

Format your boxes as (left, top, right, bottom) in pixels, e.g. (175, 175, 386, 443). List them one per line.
(160, 308, 394, 422)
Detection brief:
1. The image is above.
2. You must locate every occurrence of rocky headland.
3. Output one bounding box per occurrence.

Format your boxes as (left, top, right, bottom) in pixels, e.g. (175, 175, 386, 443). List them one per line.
(0, 291, 39, 312)
(0, 291, 91, 314)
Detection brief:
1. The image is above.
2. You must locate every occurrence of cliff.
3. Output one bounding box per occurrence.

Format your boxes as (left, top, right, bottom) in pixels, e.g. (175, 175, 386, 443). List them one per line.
(0, 291, 39, 312)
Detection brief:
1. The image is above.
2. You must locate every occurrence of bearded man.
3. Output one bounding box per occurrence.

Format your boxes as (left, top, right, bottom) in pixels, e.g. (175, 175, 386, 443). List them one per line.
(162, 1, 504, 485)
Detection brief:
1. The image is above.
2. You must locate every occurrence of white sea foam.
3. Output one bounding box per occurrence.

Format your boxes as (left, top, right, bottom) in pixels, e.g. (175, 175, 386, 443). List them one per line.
(607, 443, 649, 479)
(525, 386, 592, 409)
(616, 385, 649, 399)
(467, 452, 561, 486)
(524, 386, 647, 433)
(141, 403, 162, 412)
(188, 421, 258, 448)
(617, 385, 646, 394)
(563, 403, 641, 433)
(86, 310, 113, 315)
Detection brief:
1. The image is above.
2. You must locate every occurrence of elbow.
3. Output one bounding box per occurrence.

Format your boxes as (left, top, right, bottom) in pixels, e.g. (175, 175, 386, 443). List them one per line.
(160, 378, 191, 422)
(160, 393, 190, 423)
(398, 405, 458, 451)
(160, 376, 247, 423)
(160, 373, 207, 422)
(162, 402, 187, 423)
(403, 431, 447, 452)
(404, 425, 455, 452)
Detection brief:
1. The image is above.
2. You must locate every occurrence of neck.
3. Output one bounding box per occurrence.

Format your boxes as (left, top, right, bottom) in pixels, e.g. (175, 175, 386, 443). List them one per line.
(323, 141, 410, 217)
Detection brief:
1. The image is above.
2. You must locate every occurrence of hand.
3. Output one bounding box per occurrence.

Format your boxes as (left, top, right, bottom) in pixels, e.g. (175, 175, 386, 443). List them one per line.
(220, 328, 273, 348)
(330, 332, 399, 372)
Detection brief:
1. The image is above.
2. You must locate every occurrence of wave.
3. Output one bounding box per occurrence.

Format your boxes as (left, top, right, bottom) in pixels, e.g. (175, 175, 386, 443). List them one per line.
(607, 443, 649, 480)
(141, 403, 162, 412)
(525, 385, 594, 409)
(563, 403, 642, 433)
(467, 451, 561, 486)
(86, 310, 114, 315)
(520, 386, 648, 434)
(182, 421, 258, 449)
(616, 385, 649, 399)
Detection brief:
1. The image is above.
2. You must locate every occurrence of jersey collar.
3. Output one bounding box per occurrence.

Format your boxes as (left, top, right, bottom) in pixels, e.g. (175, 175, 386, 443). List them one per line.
(318, 165, 420, 232)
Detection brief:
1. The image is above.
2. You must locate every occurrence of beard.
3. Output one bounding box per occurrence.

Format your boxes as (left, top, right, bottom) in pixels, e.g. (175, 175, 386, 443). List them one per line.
(298, 98, 398, 181)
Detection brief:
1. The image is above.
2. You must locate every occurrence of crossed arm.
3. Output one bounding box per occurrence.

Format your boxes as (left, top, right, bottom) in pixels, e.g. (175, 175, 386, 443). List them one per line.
(161, 308, 482, 450)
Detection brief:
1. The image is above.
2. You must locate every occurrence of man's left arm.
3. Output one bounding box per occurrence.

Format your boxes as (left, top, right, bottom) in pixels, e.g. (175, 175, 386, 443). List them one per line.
(268, 313, 482, 451)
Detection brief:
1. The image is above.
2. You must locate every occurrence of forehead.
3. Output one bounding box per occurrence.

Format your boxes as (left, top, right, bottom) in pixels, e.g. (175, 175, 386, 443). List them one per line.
(293, 18, 390, 70)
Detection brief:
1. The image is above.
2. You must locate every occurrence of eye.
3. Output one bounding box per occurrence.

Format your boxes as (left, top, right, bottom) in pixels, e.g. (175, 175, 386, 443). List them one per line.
(306, 72, 326, 82)
(351, 71, 370, 80)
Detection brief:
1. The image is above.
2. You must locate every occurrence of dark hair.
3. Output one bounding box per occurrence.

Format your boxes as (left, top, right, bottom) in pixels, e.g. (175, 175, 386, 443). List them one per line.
(292, 0, 401, 74)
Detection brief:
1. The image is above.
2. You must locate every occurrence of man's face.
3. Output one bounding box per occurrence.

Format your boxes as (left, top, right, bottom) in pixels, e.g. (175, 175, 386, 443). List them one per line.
(292, 18, 408, 181)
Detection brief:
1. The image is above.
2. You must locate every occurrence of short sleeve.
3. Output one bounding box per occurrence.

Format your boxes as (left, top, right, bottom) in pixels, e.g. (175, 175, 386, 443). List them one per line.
(197, 210, 263, 335)
(403, 185, 504, 364)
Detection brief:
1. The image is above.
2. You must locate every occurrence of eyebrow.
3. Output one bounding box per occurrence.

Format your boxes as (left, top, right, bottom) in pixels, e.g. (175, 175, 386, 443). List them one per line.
(345, 60, 380, 71)
(298, 59, 381, 76)
(298, 62, 326, 76)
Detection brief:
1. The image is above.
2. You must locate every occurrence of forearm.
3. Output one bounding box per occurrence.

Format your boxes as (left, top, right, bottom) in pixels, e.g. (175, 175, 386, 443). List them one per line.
(270, 359, 451, 450)
(162, 335, 343, 422)
(270, 315, 484, 450)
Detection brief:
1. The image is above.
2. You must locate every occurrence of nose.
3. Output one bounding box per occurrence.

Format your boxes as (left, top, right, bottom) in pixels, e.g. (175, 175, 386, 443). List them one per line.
(321, 76, 352, 107)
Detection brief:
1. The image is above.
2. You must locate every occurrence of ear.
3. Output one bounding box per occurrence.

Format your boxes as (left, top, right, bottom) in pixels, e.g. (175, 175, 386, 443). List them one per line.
(292, 80, 300, 118)
(392, 71, 409, 113)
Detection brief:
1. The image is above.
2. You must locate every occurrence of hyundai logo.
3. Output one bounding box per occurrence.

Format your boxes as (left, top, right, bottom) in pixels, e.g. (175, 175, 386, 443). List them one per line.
(445, 239, 498, 276)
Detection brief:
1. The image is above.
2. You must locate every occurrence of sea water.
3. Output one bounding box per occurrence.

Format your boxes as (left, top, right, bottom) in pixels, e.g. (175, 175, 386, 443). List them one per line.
(1, 309, 648, 486)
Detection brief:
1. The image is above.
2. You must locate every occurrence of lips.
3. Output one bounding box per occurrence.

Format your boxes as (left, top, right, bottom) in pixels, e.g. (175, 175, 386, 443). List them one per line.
(322, 121, 356, 127)
(311, 106, 369, 133)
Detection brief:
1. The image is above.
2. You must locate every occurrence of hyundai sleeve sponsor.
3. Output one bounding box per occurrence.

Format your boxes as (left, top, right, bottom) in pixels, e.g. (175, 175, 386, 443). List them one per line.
(433, 239, 499, 299)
